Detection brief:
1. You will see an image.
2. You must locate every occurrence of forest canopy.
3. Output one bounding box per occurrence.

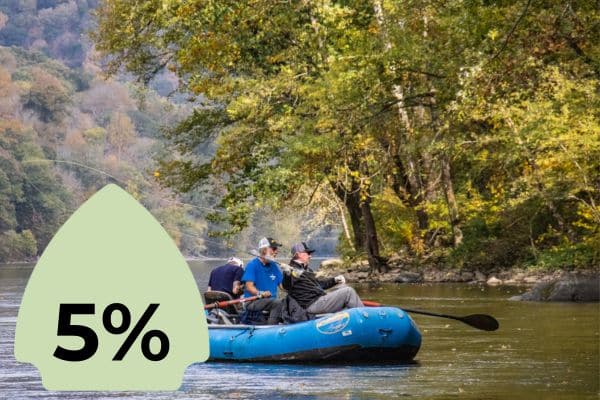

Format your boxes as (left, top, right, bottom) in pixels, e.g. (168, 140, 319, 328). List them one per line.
(91, 0, 599, 272)
(91, 0, 600, 272)
(1, 1, 598, 272)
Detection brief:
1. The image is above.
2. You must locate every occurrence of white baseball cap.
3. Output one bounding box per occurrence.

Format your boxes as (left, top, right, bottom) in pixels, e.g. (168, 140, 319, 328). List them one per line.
(258, 237, 270, 249)
(227, 257, 243, 267)
(258, 237, 282, 250)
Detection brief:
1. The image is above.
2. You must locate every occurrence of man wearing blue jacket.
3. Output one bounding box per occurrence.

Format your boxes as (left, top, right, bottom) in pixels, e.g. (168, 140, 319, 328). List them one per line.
(241, 237, 284, 324)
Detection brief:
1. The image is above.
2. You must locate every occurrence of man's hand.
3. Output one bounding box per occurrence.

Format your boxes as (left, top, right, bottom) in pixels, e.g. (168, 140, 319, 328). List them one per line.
(258, 290, 272, 298)
(334, 275, 346, 285)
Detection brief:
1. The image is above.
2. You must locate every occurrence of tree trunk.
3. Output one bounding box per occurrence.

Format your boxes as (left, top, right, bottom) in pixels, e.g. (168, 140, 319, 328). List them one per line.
(333, 195, 354, 251)
(331, 174, 387, 273)
(361, 197, 388, 273)
(331, 181, 365, 251)
(441, 155, 463, 247)
(373, 0, 429, 232)
(389, 153, 429, 231)
(428, 92, 462, 247)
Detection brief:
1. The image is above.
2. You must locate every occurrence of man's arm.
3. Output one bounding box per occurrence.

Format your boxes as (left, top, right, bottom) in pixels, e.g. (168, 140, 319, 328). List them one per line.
(207, 271, 215, 292)
(232, 267, 244, 295)
(282, 271, 292, 290)
(318, 277, 337, 290)
(232, 281, 241, 295)
(245, 281, 271, 298)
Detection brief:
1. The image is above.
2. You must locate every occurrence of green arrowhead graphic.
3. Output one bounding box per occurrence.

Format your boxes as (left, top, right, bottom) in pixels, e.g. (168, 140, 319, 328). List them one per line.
(14, 184, 209, 390)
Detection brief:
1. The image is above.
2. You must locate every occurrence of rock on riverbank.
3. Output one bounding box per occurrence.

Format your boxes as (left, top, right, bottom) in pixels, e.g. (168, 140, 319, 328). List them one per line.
(509, 275, 600, 302)
(317, 256, 599, 302)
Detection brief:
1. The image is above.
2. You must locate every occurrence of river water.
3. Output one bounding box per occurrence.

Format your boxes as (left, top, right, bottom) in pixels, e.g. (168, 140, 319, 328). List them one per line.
(0, 260, 598, 399)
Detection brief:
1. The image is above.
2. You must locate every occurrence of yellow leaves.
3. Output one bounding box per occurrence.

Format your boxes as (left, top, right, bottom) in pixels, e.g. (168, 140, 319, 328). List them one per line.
(488, 183, 505, 198)
(161, 0, 176, 11)
(227, 94, 259, 119)
(487, 29, 499, 41)
(536, 158, 559, 169)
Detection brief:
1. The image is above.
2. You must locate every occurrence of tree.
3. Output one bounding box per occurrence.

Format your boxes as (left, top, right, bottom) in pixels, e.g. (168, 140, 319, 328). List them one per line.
(92, 0, 599, 271)
(93, 0, 395, 271)
(106, 111, 136, 158)
(24, 67, 72, 123)
(0, 121, 72, 258)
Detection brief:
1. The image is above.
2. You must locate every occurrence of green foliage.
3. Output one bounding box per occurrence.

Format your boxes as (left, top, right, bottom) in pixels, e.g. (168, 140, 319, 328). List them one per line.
(9, 46, 92, 91)
(372, 188, 417, 254)
(0, 45, 211, 262)
(89, 0, 599, 270)
(152, 205, 207, 257)
(127, 110, 160, 138)
(534, 234, 599, 270)
(0, 230, 37, 262)
(23, 67, 73, 122)
(0, 121, 72, 258)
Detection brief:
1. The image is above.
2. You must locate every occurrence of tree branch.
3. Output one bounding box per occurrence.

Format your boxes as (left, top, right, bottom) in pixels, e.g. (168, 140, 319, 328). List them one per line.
(489, 0, 532, 62)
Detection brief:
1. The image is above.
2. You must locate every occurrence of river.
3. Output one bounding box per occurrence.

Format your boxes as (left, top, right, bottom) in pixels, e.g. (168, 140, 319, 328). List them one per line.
(1, 260, 598, 399)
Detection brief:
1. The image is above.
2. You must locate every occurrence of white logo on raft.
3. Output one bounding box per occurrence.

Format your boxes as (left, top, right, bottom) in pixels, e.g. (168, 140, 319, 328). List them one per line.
(315, 312, 350, 335)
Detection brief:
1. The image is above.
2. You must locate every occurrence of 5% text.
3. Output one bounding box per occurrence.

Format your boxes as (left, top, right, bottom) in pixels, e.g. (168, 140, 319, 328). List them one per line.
(53, 303, 169, 362)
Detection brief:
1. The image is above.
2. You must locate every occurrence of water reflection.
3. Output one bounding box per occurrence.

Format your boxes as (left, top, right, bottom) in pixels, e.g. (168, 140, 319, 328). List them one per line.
(184, 362, 419, 399)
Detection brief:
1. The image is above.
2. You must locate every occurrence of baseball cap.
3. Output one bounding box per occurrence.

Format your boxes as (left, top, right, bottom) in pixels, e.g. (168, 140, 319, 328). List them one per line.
(258, 237, 282, 250)
(267, 237, 282, 248)
(226, 257, 243, 267)
(291, 242, 315, 255)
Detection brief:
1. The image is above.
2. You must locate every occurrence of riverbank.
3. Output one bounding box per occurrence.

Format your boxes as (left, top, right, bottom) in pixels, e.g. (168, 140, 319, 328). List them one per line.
(317, 254, 599, 287)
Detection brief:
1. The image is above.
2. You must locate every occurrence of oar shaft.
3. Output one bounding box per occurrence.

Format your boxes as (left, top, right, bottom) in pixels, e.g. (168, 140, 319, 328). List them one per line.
(363, 300, 458, 318)
(362, 300, 499, 331)
(204, 295, 261, 310)
(400, 307, 460, 320)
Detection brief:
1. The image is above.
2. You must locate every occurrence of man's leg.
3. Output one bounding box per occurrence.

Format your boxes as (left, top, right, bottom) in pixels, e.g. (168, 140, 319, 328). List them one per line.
(246, 298, 272, 312)
(306, 286, 363, 314)
(246, 298, 282, 324)
(265, 299, 283, 325)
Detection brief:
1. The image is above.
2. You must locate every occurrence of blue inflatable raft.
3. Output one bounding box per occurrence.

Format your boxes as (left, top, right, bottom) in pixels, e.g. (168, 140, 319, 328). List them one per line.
(208, 306, 421, 363)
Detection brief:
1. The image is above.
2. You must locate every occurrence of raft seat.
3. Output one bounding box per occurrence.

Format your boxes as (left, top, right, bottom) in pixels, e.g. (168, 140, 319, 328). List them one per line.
(208, 308, 238, 325)
(204, 291, 241, 325)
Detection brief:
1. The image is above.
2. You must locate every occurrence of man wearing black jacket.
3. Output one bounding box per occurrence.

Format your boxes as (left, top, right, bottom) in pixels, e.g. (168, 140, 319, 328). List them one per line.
(282, 242, 364, 315)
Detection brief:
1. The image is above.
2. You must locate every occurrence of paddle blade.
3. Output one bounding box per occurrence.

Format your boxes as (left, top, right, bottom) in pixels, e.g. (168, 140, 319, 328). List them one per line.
(461, 314, 499, 331)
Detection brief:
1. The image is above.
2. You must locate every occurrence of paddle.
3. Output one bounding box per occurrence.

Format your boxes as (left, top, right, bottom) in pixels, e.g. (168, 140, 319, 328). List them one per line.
(204, 294, 269, 310)
(362, 300, 499, 331)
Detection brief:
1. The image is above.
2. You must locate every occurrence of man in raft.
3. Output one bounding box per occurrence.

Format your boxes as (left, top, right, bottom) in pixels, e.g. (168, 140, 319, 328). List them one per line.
(207, 256, 245, 298)
(282, 242, 363, 315)
(241, 237, 284, 324)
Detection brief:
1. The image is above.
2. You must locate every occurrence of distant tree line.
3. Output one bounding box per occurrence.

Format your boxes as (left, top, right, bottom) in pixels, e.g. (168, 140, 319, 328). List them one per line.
(0, 43, 337, 262)
(0, 45, 210, 262)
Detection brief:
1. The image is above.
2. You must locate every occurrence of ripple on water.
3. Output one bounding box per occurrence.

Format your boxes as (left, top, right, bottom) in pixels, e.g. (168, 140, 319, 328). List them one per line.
(0, 264, 598, 400)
